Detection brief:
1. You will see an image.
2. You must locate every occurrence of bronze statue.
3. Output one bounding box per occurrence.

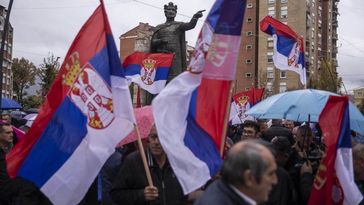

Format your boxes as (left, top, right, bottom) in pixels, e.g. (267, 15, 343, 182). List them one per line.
(150, 2, 204, 80)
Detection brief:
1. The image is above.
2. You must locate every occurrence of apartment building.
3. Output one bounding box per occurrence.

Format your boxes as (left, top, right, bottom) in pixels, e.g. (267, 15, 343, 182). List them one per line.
(0, 5, 13, 98)
(256, 0, 339, 96)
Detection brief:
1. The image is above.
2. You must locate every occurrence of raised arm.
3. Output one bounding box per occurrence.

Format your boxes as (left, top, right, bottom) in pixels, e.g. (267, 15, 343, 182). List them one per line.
(180, 10, 205, 31)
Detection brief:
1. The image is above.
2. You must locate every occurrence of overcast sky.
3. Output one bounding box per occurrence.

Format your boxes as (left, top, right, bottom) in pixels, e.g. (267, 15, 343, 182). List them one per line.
(1, 0, 363, 92)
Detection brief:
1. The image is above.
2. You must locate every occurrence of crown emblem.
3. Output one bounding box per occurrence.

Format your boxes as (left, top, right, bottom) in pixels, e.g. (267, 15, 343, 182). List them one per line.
(237, 96, 249, 106)
(142, 58, 157, 70)
(62, 52, 82, 87)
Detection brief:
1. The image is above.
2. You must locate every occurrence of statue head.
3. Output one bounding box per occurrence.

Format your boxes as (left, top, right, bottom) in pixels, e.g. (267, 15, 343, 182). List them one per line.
(164, 2, 177, 20)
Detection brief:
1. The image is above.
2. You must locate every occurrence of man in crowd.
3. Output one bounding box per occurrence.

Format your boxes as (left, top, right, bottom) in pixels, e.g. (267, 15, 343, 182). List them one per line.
(0, 122, 14, 153)
(262, 119, 294, 145)
(111, 126, 186, 205)
(241, 120, 260, 141)
(0, 122, 51, 205)
(194, 140, 277, 205)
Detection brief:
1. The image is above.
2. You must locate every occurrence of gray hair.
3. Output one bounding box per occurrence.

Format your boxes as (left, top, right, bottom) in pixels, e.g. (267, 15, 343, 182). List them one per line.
(221, 140, 270, 187)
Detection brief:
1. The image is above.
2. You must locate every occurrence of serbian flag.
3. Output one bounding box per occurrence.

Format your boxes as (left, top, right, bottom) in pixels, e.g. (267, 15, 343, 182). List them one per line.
(6, 2, 135, 205)
(152, 0, 246, 194)
(229, 88, 264, 125)
(308, 96, 363, 205)
(260, 16, 306, 85)
(123, 52, 174, 94)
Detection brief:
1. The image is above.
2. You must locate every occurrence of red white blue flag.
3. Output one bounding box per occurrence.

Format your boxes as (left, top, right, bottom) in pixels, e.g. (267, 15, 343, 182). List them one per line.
(308, 96, 363, 205)
(6, 2, 135, 204)
(152, 0, 246, 194)
(229, 88, 264, 125)
(260, 16, 306, 85)
(123, 52, 174, 94)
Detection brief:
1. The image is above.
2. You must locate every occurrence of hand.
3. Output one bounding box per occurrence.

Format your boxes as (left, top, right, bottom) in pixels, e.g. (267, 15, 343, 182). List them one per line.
(193, 10, 205, 19)
(144, 186, 158, 201)
(300, 161, 312, 175)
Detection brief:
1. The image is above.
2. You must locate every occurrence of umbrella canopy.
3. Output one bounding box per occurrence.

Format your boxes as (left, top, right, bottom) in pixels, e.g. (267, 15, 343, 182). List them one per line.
(117, 106, 154, 147)
(1, 98, 22, 110)
(245, 89, 364, 135)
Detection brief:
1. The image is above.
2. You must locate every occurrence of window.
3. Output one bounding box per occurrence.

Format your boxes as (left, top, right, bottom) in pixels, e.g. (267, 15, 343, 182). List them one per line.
(246, 44, 253, 49)
(268, 0, 275, 4)
(266, 82, 273, 92)
(267, 67, 274, 79)
(280, 71, 287, 78)
(245, 87, 251, 91)
(279, 82, 287, 93)
(267, 52, 274, 63)
(268, 41, 274, 48)
(268, 6, 275, 17)
(245, 59, 252, 64)
(247, 18, 253, 23)
(246, 31, 253, 36)
(245, 72, 252, 78)
(247, 3, 253, 8)
(281, 0, 288, 3)
(281, 10, 288, 18)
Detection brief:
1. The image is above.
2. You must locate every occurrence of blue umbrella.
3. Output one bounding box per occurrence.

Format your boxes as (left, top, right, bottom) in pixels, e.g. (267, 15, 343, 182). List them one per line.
(1, 98, 22, 110)
(245, 89, 364, 135)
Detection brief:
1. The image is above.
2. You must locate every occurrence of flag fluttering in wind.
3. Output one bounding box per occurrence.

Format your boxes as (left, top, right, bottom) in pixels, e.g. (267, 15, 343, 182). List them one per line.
(260, 16, 306, 85)
(6, 2, 135, 204)
(152, 0, 247, 194)
(123, 52, 174, 94)
(229, 88, 264, 125)
(308, 96, 363, 205)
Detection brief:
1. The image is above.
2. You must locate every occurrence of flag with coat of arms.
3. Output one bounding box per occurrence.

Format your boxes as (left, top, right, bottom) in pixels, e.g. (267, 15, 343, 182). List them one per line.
(6, 1, 135, 204)
(123, 52, 174, 94)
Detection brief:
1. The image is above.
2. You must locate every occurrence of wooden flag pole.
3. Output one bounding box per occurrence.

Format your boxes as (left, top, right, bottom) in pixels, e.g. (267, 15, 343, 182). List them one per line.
(134, 124, 154, 186)
(220, 81, 235, 156)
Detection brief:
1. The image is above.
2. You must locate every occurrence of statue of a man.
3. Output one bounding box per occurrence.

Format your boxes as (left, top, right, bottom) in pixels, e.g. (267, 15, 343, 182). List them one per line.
(150, 2, 204, 80)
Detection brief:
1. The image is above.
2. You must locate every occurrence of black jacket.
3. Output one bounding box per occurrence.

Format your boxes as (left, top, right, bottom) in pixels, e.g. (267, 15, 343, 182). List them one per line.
(265, 167, 297, 205)
(194, 179, 251, 205)
(0, 149, 52, 205)
(110, 150, 186, 205)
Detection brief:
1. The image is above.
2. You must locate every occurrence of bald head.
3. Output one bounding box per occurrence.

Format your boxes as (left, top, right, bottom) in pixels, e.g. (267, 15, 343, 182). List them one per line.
(221, 140, 275, 186)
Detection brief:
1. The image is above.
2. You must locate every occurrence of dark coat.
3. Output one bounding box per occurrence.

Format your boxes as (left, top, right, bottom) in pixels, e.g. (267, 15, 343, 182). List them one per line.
(110, 150, 186, 205)
(194, 179, 252, 205)
(0, 149, 52, 205)
(262, 125, 294, 144)
(265, 167, 297, 205)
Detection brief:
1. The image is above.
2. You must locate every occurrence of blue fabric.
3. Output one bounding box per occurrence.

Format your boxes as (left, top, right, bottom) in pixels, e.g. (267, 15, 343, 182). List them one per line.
(184, 116, 222, 176)
(206, 0, 246, 35)
(18, 97, 88, 187)
(1, 98, 22, 109)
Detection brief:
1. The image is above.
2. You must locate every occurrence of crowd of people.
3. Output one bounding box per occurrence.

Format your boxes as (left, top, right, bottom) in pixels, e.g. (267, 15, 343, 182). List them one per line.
(0, 109, 363, 205)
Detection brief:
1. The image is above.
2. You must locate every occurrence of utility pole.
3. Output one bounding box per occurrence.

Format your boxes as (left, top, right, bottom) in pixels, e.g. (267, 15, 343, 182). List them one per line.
(0, 0, 14, 110)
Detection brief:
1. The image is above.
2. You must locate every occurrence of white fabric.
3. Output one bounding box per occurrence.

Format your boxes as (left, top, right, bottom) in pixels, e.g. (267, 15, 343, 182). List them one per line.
(126, 74, 167, 94)
(152, 72, 211, 194)
(41, 76, 134, 205)
(335, 148, 363, 205)
(272, 34, 306, 85)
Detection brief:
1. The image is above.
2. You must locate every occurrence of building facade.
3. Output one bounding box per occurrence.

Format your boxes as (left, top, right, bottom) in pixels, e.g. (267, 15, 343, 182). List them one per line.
(353, 87, 364, 107)
(0, 5, 13, 98)
(256, 0, 339, 96)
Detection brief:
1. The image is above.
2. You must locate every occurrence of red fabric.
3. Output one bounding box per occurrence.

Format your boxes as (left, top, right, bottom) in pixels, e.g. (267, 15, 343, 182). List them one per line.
(308, 96, 347, 205)
(232, 87, 264, 106)
(195, 79, 231, 150)
(123, 52, 174, 67)
(6, 3, 109, 177)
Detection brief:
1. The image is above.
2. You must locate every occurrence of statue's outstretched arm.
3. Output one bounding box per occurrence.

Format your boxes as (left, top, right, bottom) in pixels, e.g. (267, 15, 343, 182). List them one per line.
(180, 10, 205, 31)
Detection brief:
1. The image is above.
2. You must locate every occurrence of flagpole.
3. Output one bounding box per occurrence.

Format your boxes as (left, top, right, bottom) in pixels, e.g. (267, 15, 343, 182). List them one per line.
(220, 81, 235, 156)
(134, 124, 154, 186)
